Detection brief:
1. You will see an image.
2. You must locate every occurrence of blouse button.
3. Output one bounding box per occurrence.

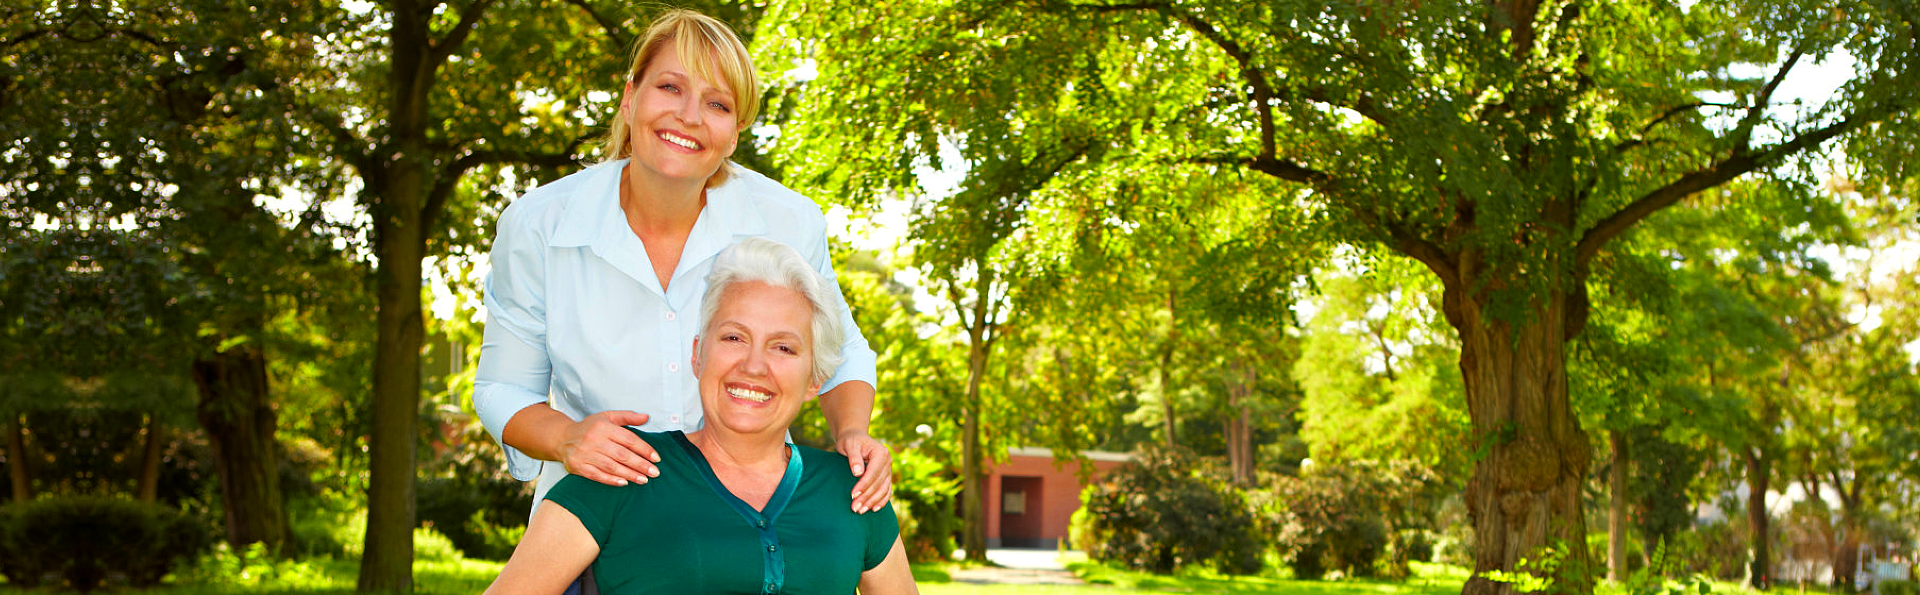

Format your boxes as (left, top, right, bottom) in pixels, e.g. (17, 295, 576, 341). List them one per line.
(668, 363, 680, 373)
(767, 544, 778, 552)
(669, 414, 682, 423)
(665, 311, 677, 321)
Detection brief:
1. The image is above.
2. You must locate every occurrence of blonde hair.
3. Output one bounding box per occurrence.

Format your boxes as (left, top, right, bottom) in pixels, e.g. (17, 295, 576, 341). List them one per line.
(602, 9, 761, 188)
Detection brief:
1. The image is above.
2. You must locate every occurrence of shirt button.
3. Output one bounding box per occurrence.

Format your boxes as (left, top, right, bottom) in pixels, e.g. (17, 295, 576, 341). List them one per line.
(757, 520, 766, 528)
(669, 414, 682, 423)
(668, 363, 679, 372)
(665, 311, 677, 321)
(768, 544, 778, 552)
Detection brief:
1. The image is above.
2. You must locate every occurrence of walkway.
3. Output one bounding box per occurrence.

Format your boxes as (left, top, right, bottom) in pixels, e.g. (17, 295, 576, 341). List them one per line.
(948, 548, 1086, 585)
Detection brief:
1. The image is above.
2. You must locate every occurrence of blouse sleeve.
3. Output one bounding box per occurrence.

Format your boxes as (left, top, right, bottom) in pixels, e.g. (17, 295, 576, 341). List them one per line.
(862, 501, 902, 571)
(542, 474, 627, 547)
(474, 201, 555, 481)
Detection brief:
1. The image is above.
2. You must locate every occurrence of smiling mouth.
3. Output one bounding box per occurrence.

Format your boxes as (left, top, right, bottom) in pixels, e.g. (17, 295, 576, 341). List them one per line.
(659, 132, 701, 151)
(727, 386, 771, 403)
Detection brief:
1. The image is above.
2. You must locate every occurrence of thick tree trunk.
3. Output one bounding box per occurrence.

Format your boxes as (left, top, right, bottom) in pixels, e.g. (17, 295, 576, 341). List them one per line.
(1744, 447, 1772, 590)
(1450, 287, 1594, 595)
(359, 167, 426, 593)
(5, 413, 29, 502)
(1608, 429, 1629, 582)
(192, 346, 290, 552)
(960, 335, 990, 562)
(138, 415, 164, 502)
(359, 7, 433, 589)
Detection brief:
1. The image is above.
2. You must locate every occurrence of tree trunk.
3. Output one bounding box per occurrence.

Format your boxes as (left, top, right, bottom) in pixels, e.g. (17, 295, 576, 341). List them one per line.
(138, 414, 164, 502)
(1744, 446, 1772, 590)
(1450, 287, 1594, 595)
(1159, 291, 1178, 446)
(1608, 429, 1629, 582)
(5, 413, 29, 503)
(192, 346, 290, 552)
(359, 164, 427, 593)
(1225, 364, 1255, 486)
(959, 333, 991, 562)
(358, 6, 433, 590)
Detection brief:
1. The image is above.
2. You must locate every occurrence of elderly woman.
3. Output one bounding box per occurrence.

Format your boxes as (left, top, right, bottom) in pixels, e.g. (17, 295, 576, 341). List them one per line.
(475, 9, 891, 515)
(484, 238, 917, 594)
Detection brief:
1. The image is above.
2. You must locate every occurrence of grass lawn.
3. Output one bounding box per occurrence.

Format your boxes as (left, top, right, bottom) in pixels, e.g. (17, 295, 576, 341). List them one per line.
(0, 554, 1798, 595)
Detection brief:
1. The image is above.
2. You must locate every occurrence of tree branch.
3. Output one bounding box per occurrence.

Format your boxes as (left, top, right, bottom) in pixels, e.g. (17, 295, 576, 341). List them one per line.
(1354, 207, 1460, 289)
(1187, 155, 1332, 185)
(419, 135, 589, 228)
(1730, 50, 1804, 153)
(564, 0, 633, 51)
(1577, 109, 1880, 267)
(426, 0, 496, 67)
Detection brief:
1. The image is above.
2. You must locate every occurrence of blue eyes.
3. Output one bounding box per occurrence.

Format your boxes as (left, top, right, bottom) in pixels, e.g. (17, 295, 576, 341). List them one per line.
(656, 83, 733, 113)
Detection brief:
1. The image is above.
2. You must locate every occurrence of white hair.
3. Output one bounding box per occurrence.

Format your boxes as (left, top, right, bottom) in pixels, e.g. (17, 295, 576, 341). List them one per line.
(698, 237, 847, 385)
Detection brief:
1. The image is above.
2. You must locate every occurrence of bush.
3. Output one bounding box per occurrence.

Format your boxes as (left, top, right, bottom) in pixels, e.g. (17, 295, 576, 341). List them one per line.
(0, 496, 213, 591)
(1078, 445, 1261, 575)
(416, 472, 531, 561)
(1271, 459, 1444, 579)
(1880, 580, 1917, 595)
(892, 449, 959, 563)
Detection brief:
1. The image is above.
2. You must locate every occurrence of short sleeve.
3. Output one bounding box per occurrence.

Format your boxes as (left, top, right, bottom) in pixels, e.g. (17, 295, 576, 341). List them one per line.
(862, 501, 901, 571)
(543, 474, 629, 547)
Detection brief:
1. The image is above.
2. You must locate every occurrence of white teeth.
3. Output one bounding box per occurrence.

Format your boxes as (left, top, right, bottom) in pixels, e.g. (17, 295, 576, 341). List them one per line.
(659, 132, 699, 150)
(727, 387, 770, 403)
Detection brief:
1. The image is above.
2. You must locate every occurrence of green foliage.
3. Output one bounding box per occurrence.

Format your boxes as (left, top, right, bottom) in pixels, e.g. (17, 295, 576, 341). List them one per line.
(0, 496, 214, 590)
(1079, 445, 1261, 575)
(1881, 580, 1919, 595)
(891, 449, 961, 563)
(1272, 460, 1446, 580)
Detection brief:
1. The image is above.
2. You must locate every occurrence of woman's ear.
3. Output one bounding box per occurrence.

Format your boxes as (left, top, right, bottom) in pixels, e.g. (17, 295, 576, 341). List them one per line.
(689, 336, 702, 376)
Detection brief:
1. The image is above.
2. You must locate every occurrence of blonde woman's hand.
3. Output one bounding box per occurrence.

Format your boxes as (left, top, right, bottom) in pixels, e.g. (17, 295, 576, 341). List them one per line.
(838, 433, 894, 513)
(559, 411, 660, 486)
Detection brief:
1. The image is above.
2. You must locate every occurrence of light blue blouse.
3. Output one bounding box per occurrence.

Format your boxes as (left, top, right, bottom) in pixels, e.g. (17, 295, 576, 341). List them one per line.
(473, 160, 877, 506)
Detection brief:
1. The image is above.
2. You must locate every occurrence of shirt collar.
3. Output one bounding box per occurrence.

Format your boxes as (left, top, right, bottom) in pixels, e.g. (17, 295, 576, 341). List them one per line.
(548, 160, 626, 248)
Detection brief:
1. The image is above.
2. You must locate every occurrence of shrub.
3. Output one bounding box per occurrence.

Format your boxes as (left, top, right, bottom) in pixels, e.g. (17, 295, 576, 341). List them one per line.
(1078, 445, 1261, 574)
(0, 496, 213, 591)
(1880, 580, 1917, 595)
(416, 472, 531, 561)
(1271, 459, 1444, 579)
(892, 449, 959, 563)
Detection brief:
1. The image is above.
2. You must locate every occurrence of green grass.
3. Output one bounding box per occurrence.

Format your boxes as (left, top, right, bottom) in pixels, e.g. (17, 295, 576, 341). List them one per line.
(3, 553, 1793, 595)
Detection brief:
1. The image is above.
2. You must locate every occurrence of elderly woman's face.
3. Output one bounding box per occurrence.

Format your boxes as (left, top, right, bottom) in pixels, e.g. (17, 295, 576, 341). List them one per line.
(691, 281, 818, 437)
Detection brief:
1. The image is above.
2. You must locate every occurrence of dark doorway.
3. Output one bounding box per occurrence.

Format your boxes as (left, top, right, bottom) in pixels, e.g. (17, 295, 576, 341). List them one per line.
(998, 476, 1045, 548)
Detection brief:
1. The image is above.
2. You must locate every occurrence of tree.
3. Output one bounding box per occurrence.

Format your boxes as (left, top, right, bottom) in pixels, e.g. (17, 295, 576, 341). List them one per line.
(761, 2, 1919, 591)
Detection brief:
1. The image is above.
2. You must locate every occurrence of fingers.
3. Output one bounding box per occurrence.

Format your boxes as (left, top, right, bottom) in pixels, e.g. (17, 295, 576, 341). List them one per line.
(600, 410, 651, 428)
(846, 438, 895, 514)
(563, 414, 661, 486)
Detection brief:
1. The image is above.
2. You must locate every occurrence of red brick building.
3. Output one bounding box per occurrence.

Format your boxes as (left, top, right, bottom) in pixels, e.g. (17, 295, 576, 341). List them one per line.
(982, 447, 1132, 548)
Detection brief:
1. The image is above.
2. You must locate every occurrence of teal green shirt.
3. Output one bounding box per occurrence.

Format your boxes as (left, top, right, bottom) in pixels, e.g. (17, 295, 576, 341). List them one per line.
(545, 430, 900, 594)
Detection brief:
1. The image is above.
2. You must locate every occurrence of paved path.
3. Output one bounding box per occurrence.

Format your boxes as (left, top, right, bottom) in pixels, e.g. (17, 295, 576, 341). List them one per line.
(948, 548, 1085, 585)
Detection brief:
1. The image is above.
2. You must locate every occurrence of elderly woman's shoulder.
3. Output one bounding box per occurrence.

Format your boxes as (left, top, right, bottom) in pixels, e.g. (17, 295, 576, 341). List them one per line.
(795, 443, 861, 483)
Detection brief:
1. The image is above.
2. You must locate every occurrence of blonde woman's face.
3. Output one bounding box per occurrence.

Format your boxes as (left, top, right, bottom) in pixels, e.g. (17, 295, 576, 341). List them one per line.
(622, 45, 739, 184)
